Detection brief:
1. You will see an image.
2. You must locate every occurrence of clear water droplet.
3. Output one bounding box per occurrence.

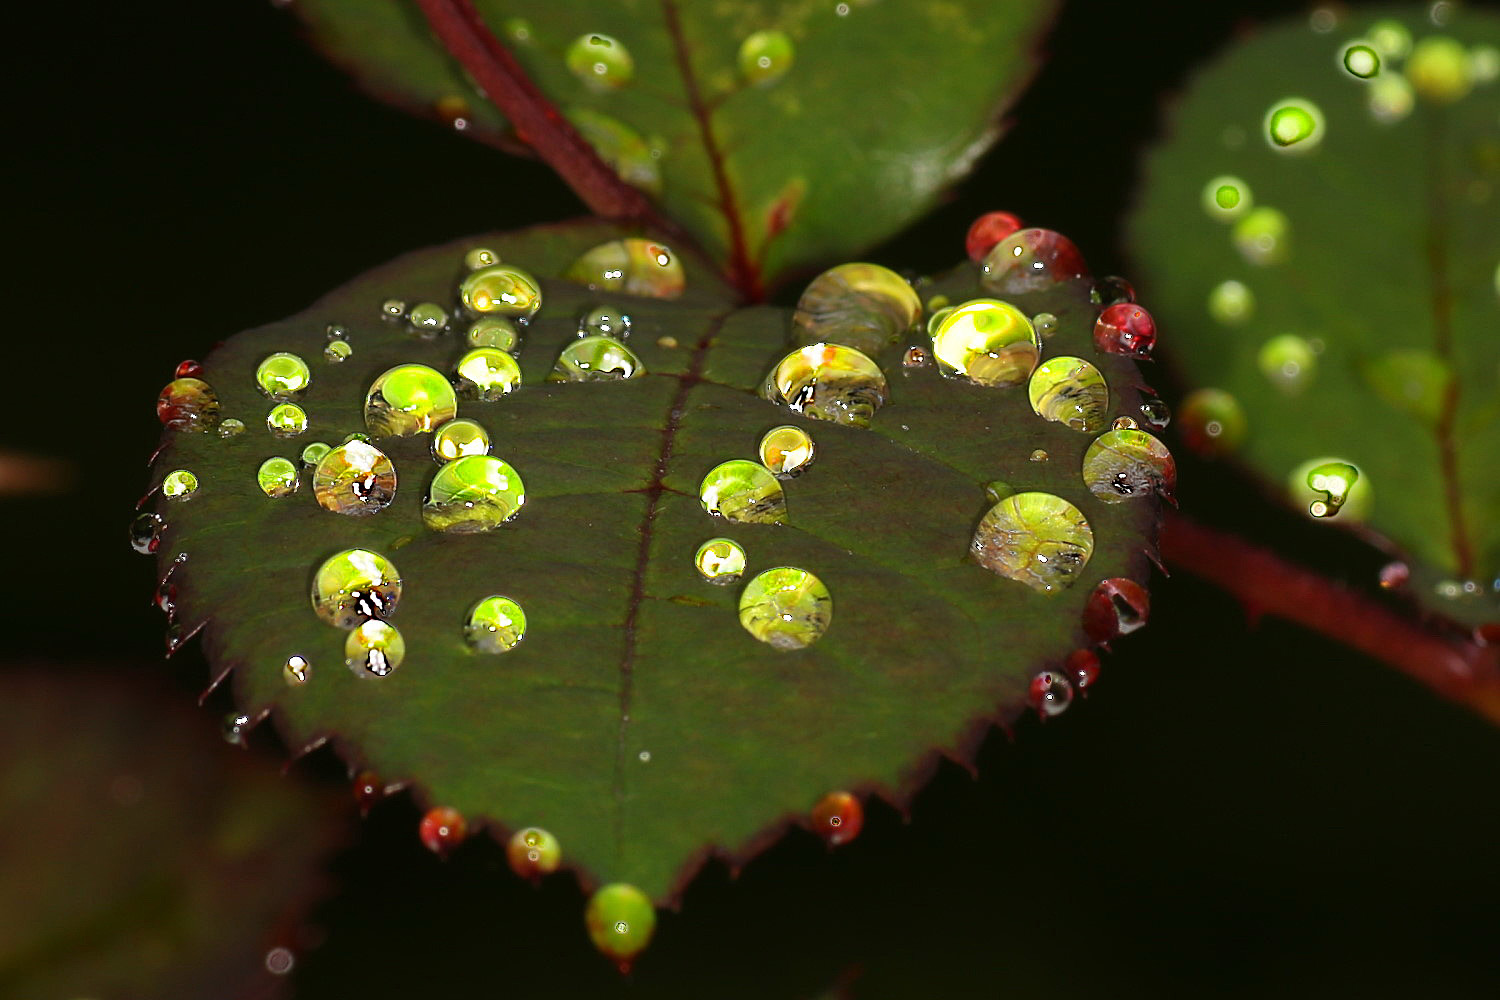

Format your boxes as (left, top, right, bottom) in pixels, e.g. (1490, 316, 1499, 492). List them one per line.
(965, 210, 1023, 262)
(738, 566, 832, 650)
(1028, 671, 1073, 717)
(326, 324, 349, 342)
(1093, 303, 1156, 358)
(459, 264, 543, 319)
(218, 418, 246, 438)
(468, 317, 521, 352)
(1031, 312, 1059, 339)
(791, 262, 922, 357)
(455, 348, 522, 400)
(1302, 460, 1361, 518)
(267, 402, 308, 438)
(283, 654, 310, 686)
(300, 441, 331, 467)
(255, 352, 312, 399)
(157, 378, 220, 432)
(1179, 388, 1247, 456)
(1208, 280, 1255, 325)
(1201, 175, 1253, 220)
(972, 492, 1094, 594)
(930, 299, 1040, 387)
(257, 456, 300, 498)
(1112, 416, 1138, 431)
(346, 619, 405, 677)
(566, 33, 634, 90)
(979, 228, 1090, 294)
(549, 335, 646, 382)
(423, 455, 526, 532)
(1083, 428, 1176, 503)
(507, 826, 561, 879)
(311, 548, 401, 628)
(811, 791, 863, 845)
(1089, 276, 1136, 307)
(1265, 99, 1324, 151)
(1138, 389, 1171, 429)
(313, 440, 397, 516)
(431, 418, 490, 462)
(129, 512, 163, 554)
(380, 298, 407, 320)
(364, 364, 458, 437)
(566, 239, 684, 299)
(1257, 334, 1318, 393)
(1233, 207, 1291, 266)
(1367, 72, 1415, 122)
(738, 30, 794, 85)
(1028, 357, 1110, 433)
(1082, 577, 1151, 642)
(699, 460, 786, 524)
(579, 304, 632, 339)
(984, 480, 1016, 503)
(161, 469, 199, 501)
(323, 339, 353, 363)
(464, 247, 501, 271)
(761, 343, 888, 426)
(222, 711, 253, 746)
(759, 425, 816, 478)
(408, 301, 449, 335)
(1343, 43, 1381, 78)
(694, 537, 747, 584)
(465, 595, 528, 653)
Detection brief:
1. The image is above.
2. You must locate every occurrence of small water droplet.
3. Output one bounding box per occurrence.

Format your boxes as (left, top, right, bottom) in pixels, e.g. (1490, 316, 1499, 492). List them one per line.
(925, 306, 955, 337)
(257, 456, 300, 498)
(161, 469, 199, 501)
(1342, 43, 1381, 78)
(759, 424, 816, 478)
(323, 339, 353, 363)
(423, 455, 526, 533)
(464, 247, 501, 271)
(504, 17, 532, 43)
(657, 335, 679, 349)
(1471, 45, 1500, 84)
(1302, 460, 1361, 518)
(1207, 280, 1255, 325)
(738, 566, 832, 650)
(1407, 35, 1474, 102)
(549, 335, 647, 382)
(585, 884, 656, 968)
(311, 548, 401, 628)
(300, 441, 331, 467)
(1090, 276, 1136, 307)
(459, 263, 543, 319)
(965, 210, 1023, 262)
(1028, 357, 1110, 434)
(902, 345, 929, 367)
(566, 33, 634, 90)
(255, 352, 312, 399)
(1265, 99, 1324, 151)
(1379, 561, 1410, 589)
(353, 770, 385, 813)
(265, 946, 295, 976)
(267, 402, 308, 438)
(1082, 577, 1151, 642)
(568, 109, 663, 194)
(381, 299, 407, 320)
(467, 317, 520, 353)
(326, 324, 349, 342)
(1179, 388, 1247, 456)
(1367, 73, 1415, 122)
(637, 750, 651, 762)
(346, 619, 405, 677)
(175, 359, 203, 379)
(694, 537, 747, 584)
(979, 228, 1090, 294)
(431, 418, 490, 462)
(1370, 20, 1412, 60)
(1308, 7, 1337, 33)
(1258, 334, 1318, 393)
(1233, 207, 1291, 266)
(419, 806, 467, 856)
(699, 460, 786, 524)
(1429, 1, 1454, 27)
(984, 481, 1016, 503)
(1093, 304, 1156, 358)
(507, 826, 561, 879)
(762, 343, 888, 426)
(1031, 312, 1059, 339)
(811, 791, 863, 845)
(217, 418, 246, 438)
(408, 301, 449, 336)
(283, 654, 310, 686)
(365, 364, 458, 437)
(567, 239, 685, 298)
(1202, 175, 1253, 220)
(791, 263, 921, 356)
(1028, 450, 1049, 463)
(579, 304, 633, 339)
(1112, 416, 1138, 431)
(157, 378, 220, 432)
(130, 512, 163, 554)
(1138, 389, 1171, 429)
(155, 580, 177, 618)
(455, 348, 522, 400)
(1028, 671, 1073, 717)
(972, 492, 1094, 594)
(222, 711, 253, 746)
(930, 299, 1040, 387)
(1067, 648, 1101, 692)
(465, 595, 528, 653)
(738, 29, 794, 85)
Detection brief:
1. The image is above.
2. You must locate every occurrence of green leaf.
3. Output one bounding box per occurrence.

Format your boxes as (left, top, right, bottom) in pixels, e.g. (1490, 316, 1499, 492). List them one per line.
(142, 219, 1160, 902)
(1128, 5, 1500, 624)
(0, 669, 344, 999)
(291, 0, 1057, 290)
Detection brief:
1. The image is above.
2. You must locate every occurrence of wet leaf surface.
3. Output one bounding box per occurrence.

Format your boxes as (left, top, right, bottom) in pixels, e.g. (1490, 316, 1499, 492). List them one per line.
(143, 219, 1160, 901)
(292, 0, 1056, 291)
(1129, 5, 1500, 625)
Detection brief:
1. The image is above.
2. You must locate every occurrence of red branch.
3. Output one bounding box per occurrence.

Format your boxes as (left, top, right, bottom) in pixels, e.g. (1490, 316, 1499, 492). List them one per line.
(1161, 512, 1500, 725)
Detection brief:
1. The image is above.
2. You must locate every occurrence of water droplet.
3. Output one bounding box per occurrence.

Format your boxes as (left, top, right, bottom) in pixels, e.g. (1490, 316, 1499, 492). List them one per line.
(1031, 312, 1059, 339)
(657, 335, 679, 349)
(1093, 304, 1157, 359)
(423, 455, 526, 533)
(738, 29, 794, 85)
(175, 359, 203, 379)
(1081, 577, 1151, 642)
(902, 345, 929, 367)
(1112, 416, 1138, 431)
(1343, 43, 1381, 78)
(566, 33, 634, 90)
(1370, 20, 1412, 60)
(431, 418, 490, 462)
(353, 770, 385, 813)
(979, 228, 1090, 294)
(761, 343, 888, 426)
(326, 324, 349, 342)
(694, 537, 747, 584)
(1090, 276, 1136, 307)
(157, 377, 220, 432)
(1201, 175, 1252, 220)
(549, 335, 647, 381)
(408, 301, 449, 336)
(435, 94, 470, 130)
(759, 425, 816, 478)
(508, 826, 561, 879)
(699, 460, 786, 524)
(925, 306, 955, 337)
(455, 348, 522, 400)
(1233, 207, 1291, 266)
(738, 566, 832, 650)
(464, 247, 501, 271)
(1430, 1, 1455, 26)
(129, 512, 163, 555)
(1138, 389, 1171, 429)
(1067, 648, 1101, 692)
(257, 456, 300, 498)
(585, 884, 656, 969)
(459, 263, 543, 319)
(267, 402, 308, 438)
(1407, 35, 1473, 103)
(1028, 671, 1073, 717)
(504, 17, 532, 43)
(364, 364, 458, 437)
(566, 239, 684, 298)
(255, 352, 312, 399)
(1308, 7, 1337, 32)
(418, 806, 467, 856)
(1179, 388, 1247, 457)
(811, 791, 863, 846)
(1379, 561, 1410, 589)
(1207, 280, 1255, 325)
(1028, 450, 1048, 463)
(791, 263, 921, 356)
(465, 595, 528, 653)
(971, 492, 1094, 594)
(313, 440, 397, 516)
(380, 299, 408, 320)
(311, 548, 401, 628)
(568, 109, 663, 194)
(1301, 460, 1361, 518)
(218, 418, 246, 438)
(1265, 99, 1324, 151)
(1471, 45, 1499, 84)
(1368, 73, 1415, 122)
(155, 579, 177, 618)
(300, 441, 331, 467)
(579, 304, 632, 339)
(346, 619, 405, 677)
(929, 299, 1040, 387)
(468, 317, 521, 352)
(965, 210, 1023, 262)
(223, 711, 253, 746)
(323, 339, 353, 363)
(283, 654, 310, 686)
(161, 469, 198, 501)
(1028, 357, 1109, 434)
(1257, 334, 1318, 393)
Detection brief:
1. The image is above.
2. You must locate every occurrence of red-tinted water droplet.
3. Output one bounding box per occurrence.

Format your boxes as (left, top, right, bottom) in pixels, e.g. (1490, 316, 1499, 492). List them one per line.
(965, 210, 1023, 261)
(1082, 577, 1151, 643)
(175, 359, 203, 379)
(1066, 648, 1101, 692)
(353, 770, 384, 814)
(154, 581, 177, 618)
(1473, 623, 1500, 646)
(1093, 303, 1157, 358)
(981, 228, 1091, 293)
(1378, 562, 1409, 590)
(1028, 670, 1074, 717)
(419, 806, 468, 857)
(810, 791, 863, 846)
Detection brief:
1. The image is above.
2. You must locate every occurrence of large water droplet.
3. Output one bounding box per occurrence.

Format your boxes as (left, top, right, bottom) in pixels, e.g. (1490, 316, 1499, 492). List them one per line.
(979, 228, 1090, 294)
(465, 595, 528, 653)
(585, 884, 656, 969)
(566, 239, 684, 299)
(1257, 334, 1318, 393)
(255, 352, 312, 399)
(971, 492, 1094, 594)
(759, 424, 816, 478)
(1179, 388, 1247, 456)
(738, 29, 794, 84)
(300, 441, 331, 467)
(790, 262, 922, 357)
(699, 460, 786, 524)
(810, 791, 863, 846)
(1343, 43, 1381, 78)
(468, 317, 521, 352)
(459, 264, 543, 319)
(1233, 207, 1291, 266)
(161, 469, 199, 501)
(579, 304, 632, 339)
(1028, 670, 1073, 717)
(694, 537, 747, 584)
(418, 806, 467, 855)
(1265, 98, 1325, 151)
(423, 455, 526, 533)
(455, 348, 522, 400)
(507, 826, 562, 880)
(761, 343, 888, 426)
(1028, 357, 1109, 433)
(346, 619, 405, 677)
(1207, 279, 1255, 325)
(738, 566, 832, 650)
(1201, 175, 1252, 220)
(929, 299, 1040, 387)
(157, 378, 220, 432)
(129, 512, 163, 554)
(1300, 460, 1361, 518)
(364, 364, 458, 437)
(1082, 428, 1176, 503)
(1082, 577, 1151, 642)
(566, 33, 634, 90)
(311, 548, 401, 628)
(1094, 304, 1157, 358)
(549, 335, 646, 382)
(431, 418, 490, 462)
(267, 402, 308, 438)
(313, 439, 397, 515)
(965, 210, 1023, 262)
(1407, 36, 1473, 102)
(257, 456, 300, 498)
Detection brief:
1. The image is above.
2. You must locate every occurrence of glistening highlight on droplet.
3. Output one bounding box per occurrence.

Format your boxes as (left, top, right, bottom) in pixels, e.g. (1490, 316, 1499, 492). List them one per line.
(738, 30, 794, 85)
(465, 595, 528, 653)
(459, 264, 543, 319)
(979, 227, 1090, 294)
(1264, 98, 1325, 151)
(566, 33, 634, 90)
(345, 620, 405, 677)
(454, 348, 522, 400)
(1201, 175, 1252, 221)
(929, 299, 1040, 387)
(758, 425, 816, 478)
(1081, 429, 1177, 503)
(256, 456, 300, 498)
(364, 364, 458, 437)
(423, 455, 526, 533)
(566, 239, 684, 299)
(699, 460, 786, 524)
(311, 548, 401, 629)
(694, 537, 747, 584)
(761, 343, 888, 426)
(431, 418, 490, 462)
(549, 336, 646, 382)
(255, 352, 312, 399)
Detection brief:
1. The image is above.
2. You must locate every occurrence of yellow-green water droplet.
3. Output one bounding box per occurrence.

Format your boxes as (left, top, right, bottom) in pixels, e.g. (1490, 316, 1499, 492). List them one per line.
(1208, 280, 1255, 324)
(1082, 429, 1177, 503)
(1472, 45, 1499, 84)
(408, 301, 449, 335)
(985, 480, 1017, 502)
(1370, 20, 1411, 60)
(738, 566, 832, 650)
(465, 595, 527, 653)
(346, 620, 405, 677)
(699, 460, 786, 524)
(157, 377, 220, 432)
(1368, 72, 1415, 122)
(930, 299, 1040, 387)
(1343, 43, 1381, 78)
(566, 239, 684, 299)
(1301, 460, 1362, 518)
(300, 441, 331, 467)
(791, 262, 921, 356)
(585, 884, 656, 969)
(761, 343, 888, 427)
(311, 548, 402, 628)
(566, 33, 634, 90)
(579, 304, 632, 339)
(267, 402, 308, 438)
(1028, 357, 1109, 433)
(313, 439, 397, 516)
(468, 317, 520, 352)
(925, 306, 955, 337)
(508, 826, 561, 879)
(1032, 312, 1059, 338)
(218, 418, 245, 438)
(1029, 449, 1049, 463)
(567, 108, 662, 194)
(464, 247, 500, 271)
(283, 654, 310, 686)
(1202, 175, 1252, 220)
(549, 335, 646, 382)
(323, 339, 353, 363)
(1258, 334, 1318, 393)
(972, 492, 1094, 594)
(739, 29, 794, 85)
(431, 418, 490, 462)
(694, 537, 747, 584)
(423, 455, 526, 533)
(1180, 388, 1248, 456)
(1233, 207, 1291, 266)
(455, 348, 522, 400)
(1407, 35, 1473, 102)
(759, 425, 816, 478)
(161, 469, 198, 500)
(1362, 349, 1451, 424)
(459, 264, 543, 319)
(1265, 99, 1324, 150)
(257, 456, 299, 498)
(380, 298, 407, 320)
(364, 364, 458, 437)
(255, 352, 312, 398)
(504, 17, 531, 44)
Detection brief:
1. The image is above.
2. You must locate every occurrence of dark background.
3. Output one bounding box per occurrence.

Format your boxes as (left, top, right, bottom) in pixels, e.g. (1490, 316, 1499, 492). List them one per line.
(6, 0, 1498, 996)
